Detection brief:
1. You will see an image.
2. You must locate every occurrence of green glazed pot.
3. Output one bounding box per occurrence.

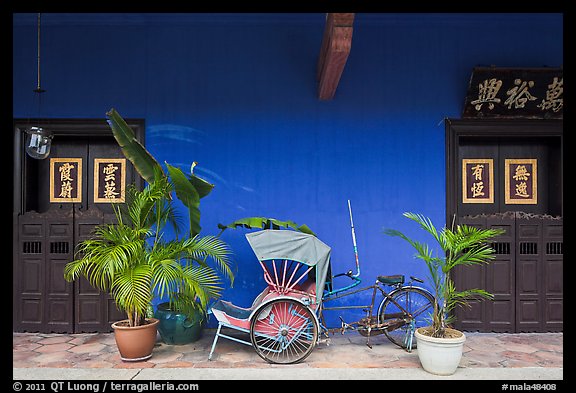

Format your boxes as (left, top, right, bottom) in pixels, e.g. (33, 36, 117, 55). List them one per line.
(155, 302, 205, 345)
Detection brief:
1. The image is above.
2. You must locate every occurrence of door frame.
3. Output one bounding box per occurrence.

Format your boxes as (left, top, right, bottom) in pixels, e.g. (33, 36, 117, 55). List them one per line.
(445, 118, 563, 332)
(12, 118, 145, 332)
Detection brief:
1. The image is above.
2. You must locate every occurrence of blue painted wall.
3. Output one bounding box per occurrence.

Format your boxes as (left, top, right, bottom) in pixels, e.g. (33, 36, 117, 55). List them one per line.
(13, 13, 563, 327)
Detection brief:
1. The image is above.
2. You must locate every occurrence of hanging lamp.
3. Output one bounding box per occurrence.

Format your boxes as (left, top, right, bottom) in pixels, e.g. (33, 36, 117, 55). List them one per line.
(25, 13, 52, 160)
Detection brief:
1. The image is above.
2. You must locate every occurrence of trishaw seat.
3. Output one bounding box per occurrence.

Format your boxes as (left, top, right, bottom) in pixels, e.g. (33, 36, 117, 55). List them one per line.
(211, 300, 252, 320)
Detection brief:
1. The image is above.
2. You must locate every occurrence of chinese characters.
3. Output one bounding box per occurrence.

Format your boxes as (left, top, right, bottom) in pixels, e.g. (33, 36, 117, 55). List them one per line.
(58, 162, 75, 198)
(504, 79, 537, 109)
(50, 158, 82, 203)
(94, 158, 126, 203)
(102, 163, 120, 199)
(463, 68, 563, 119)
(505, 159, 537, 204)
(462, 158, 538, 205)
(462, 159, 494, 204)
(471, 78, 502, 110)
(537, 77, 563, 113)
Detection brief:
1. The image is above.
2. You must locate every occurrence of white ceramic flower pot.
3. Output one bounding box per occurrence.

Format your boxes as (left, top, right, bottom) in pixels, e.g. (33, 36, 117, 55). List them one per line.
(414, 327, 466, 375)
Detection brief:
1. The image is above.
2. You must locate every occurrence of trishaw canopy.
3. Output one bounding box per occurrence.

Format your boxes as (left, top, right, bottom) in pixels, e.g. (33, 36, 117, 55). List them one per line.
(245, 229, 332, 304)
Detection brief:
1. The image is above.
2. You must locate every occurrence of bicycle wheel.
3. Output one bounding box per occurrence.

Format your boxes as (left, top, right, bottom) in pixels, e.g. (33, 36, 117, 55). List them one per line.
(250, 298, 318, 364)
(378, 287, 434, 349)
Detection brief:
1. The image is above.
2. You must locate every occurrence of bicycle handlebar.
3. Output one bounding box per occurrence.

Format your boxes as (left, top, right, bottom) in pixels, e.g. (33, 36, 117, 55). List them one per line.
(333, 270, 354, 278)
(333, 270, 362, 285)
(326, 269, 362, 297)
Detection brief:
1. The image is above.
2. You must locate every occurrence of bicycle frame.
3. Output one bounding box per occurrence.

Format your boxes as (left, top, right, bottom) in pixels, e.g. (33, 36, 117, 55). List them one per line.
(321, 280, 413, 321)
(318, 275, 432, 352)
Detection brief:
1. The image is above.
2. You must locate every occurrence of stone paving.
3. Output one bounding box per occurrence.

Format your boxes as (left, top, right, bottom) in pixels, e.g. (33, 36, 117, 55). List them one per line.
(13, 329, 563, 370)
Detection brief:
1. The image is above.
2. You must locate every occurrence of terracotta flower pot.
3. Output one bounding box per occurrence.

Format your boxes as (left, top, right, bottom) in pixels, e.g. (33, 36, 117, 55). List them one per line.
(111, 318, 159, 361)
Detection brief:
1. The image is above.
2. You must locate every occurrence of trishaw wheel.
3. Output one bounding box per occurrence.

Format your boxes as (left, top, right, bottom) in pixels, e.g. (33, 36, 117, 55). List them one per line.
(250, 298, 318, 364)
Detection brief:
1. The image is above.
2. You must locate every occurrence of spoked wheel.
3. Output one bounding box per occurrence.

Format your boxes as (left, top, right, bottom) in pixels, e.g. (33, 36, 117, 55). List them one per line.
(250, 298, 318, 364)
(378, 287, 434, 349)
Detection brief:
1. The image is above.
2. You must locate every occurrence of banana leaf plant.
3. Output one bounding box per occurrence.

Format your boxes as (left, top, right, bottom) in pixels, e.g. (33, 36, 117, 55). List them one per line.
(217, 217, 316, 236)
(92, 108, 235, 323)
(106, 108, 212, 237)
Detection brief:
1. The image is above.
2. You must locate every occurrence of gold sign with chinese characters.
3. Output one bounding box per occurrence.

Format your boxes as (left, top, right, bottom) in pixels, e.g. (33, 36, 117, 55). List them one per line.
(94, 158, 126, 203)
(463, 67, 563, 119)
(505, 159, 537, 204)
(50, 158, 82, 203)
(462, 159, 494, 204)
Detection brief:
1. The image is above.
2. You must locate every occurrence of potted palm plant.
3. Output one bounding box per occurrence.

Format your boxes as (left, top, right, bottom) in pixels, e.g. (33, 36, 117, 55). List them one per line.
(64, 174, 233, 360)
(104, 108, 234, 346)
(384, 212, 504, 375)
(65, 107, 235, 358)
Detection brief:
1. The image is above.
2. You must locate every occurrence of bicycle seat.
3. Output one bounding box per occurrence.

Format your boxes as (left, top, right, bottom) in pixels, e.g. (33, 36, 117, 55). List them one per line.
(377, 275, 405, 285)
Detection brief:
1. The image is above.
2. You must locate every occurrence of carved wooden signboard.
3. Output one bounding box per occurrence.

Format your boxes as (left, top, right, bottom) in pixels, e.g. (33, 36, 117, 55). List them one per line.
(462, 159, 494, 204)
(463, 67, 563, 119)
(94, 158, 126, 203)
(505, 159, 537, 204)
(50, 158, 82, 203)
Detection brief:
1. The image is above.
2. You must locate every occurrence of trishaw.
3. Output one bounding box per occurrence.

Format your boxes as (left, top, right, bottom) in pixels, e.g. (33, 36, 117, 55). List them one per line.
(208, 204, 435, 364)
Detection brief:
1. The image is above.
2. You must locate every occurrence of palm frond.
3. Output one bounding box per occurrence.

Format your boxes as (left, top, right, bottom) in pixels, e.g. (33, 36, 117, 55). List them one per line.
(447, 245, 497, 272)
(111, 264, 153, 325)
(148, 240, 187, 299)
(402, 212, 445, 247)
(65, 223, 146, 291)
(183, 235, 234, 285)
(181, 265, 223, 310)
(150, 258, 183, 300)
(444, 279, 493, 314)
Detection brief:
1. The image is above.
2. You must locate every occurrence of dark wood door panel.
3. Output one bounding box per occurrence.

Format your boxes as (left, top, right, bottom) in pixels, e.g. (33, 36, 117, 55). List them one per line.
(454, 214, 516, 332)
(454, 213, 562, 333)
(14, 119, 144, 333)
(16, 210, 74, 332)
(544, 300, 563, 331)
(517, 299, 541, 332)
(543, 219, 563, 332)
(73, 207, 123, 332)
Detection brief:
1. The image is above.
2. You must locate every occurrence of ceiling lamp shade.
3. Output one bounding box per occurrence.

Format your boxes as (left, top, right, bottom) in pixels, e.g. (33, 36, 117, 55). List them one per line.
(25, 126, 53, 159)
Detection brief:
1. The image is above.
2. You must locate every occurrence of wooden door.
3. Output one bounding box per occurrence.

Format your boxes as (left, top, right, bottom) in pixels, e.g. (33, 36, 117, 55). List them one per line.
(446, 119, 562, 332)
(13, 119, 144, 333)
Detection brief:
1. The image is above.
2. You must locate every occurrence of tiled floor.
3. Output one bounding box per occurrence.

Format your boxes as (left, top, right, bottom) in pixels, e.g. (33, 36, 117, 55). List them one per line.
(13, 329, 563, 370)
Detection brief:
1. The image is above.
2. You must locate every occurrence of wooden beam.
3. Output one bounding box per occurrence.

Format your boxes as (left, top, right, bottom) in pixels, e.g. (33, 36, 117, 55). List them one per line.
(317, 13, 354, 100)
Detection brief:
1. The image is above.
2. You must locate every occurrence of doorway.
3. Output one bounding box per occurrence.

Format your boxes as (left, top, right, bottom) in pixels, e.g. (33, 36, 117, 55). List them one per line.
(445, 119, 563, 332)
(13, 119, 145, 333)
